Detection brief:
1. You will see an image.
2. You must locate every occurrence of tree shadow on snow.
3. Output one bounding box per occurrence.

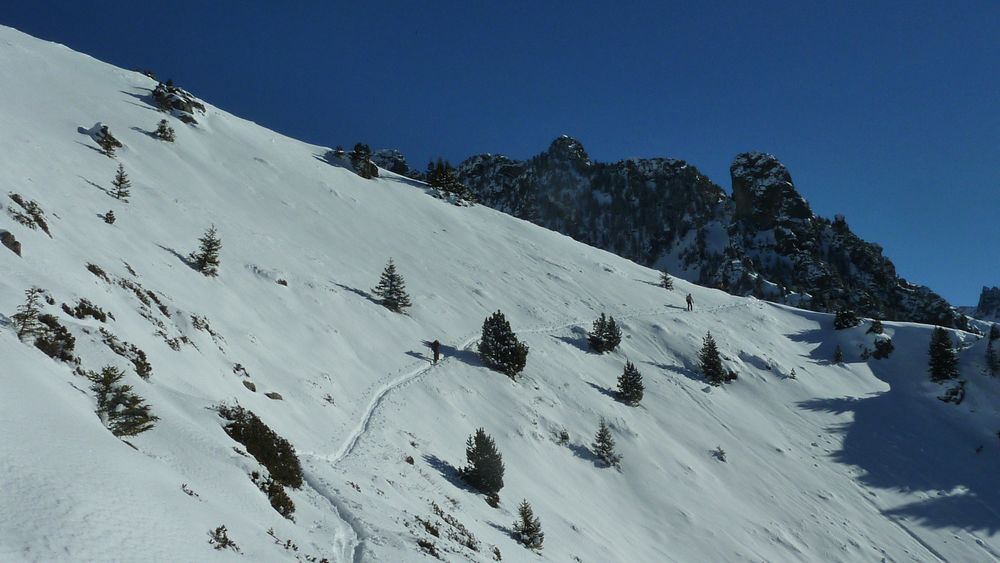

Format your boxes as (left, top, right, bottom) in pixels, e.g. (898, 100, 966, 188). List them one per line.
(78, 176, 111, 196)
(130, 126, 158, 139)
(485, 521, 512, 535)
(74, 141, 107, 156)
(313, 152, 354, 172)
(586, 381, 618, 399)
(422, 454, 473, 491)
(787, 327, 841, 366)
(331, 283, 380, 305)
(799, 390, 1000, 533)
(438, 342, 481, 368)
(647, 361, 705, 384)
(156, 244, 197, 271)
(567, 442, 600, 466)
(551, 326, 596, 354)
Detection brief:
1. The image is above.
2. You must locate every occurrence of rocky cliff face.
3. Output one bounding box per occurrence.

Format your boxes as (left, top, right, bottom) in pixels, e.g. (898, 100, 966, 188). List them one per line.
(973, 287, 1000, 321)
(451, 136, 966, 328)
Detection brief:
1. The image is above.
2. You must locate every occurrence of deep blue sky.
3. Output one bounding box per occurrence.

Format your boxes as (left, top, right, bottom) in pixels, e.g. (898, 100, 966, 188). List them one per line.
(4, 1, 998, 305)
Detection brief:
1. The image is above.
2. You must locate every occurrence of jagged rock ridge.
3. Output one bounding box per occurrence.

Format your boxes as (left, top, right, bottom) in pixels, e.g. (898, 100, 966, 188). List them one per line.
(444, 136, 965, 328)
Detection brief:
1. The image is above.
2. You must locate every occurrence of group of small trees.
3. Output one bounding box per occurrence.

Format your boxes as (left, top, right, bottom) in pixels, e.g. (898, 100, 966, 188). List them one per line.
(349, 143, 378, 179)
(834, 309, 860, 330)
(588, 313, 622, 353)
(459, 428, 543, 550)
(426, 159, 472, 201)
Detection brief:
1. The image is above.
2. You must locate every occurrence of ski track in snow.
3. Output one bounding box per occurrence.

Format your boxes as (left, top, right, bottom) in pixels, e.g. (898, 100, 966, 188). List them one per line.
(330, 300, 753, 465)
(300, 300, 756, 559)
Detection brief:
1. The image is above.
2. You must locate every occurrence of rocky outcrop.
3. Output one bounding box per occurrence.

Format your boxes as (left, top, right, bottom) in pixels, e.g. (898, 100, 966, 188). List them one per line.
(371, 149, 423, 180)
(974, 287, 1000, 320)
(453, 137, 966, 328)
(1, 230, 21, 256)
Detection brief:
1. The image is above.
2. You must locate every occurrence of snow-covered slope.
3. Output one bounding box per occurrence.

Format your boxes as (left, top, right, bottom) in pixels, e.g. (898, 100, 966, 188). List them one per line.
(1, 25, 998, 562)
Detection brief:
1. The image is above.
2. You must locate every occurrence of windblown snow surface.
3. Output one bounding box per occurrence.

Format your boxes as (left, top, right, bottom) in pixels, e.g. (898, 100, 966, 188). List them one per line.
(1, 25, 999, 562)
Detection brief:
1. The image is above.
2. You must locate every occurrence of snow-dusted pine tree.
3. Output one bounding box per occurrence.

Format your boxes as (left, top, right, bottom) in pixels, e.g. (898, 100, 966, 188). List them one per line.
(191, 225, 222, 276)
(460, 428, 504, 496)
(833, 344, 844, 364)
(110, 164, 131, 200)
(371, 259, 412, 313)
(928, 326, 958, 382)
(700, 331, 726, 386)
(88, 365, 158, 437)
(478, 310, 528, 378)
(659, 271, 673, 290)
(617, 361, 644, 406)
(512, 499, 544, 550)
(155, 119, 175, 142)
(588, 313, 622, 353)
(11, 286, 44, 341)
(592, 418, 621, 467)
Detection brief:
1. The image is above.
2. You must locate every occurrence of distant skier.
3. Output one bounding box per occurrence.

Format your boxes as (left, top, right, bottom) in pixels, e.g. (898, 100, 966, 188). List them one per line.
(686, 293, 694, 312)
(431, 339, 441, 364)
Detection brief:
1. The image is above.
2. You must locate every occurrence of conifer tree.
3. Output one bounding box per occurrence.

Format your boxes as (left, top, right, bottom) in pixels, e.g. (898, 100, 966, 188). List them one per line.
(699, 331, 726, 386)
(866, 319, 884, 335)
(588, 313, 607, 352)
(928, 326, 959, 382)
(88, 365, 158, 437)
(617, 361, 644, 405)
(986, 338, 999, 377)
(110, 164, 131, 201)
(659, 271, 674, 290)
(833, 344, 844, 364)
(592, 418, 621, 467)
(371, 259, 412, 313)
(478, 311, 529, 378)
(460, 428, 504, 495)
(834, 309, 860, 330)
(155, 119, 175, 142)
(603, 316, 622, 351)
(426, 158, 472, 200)
(12, 286, 45, 341)
(191, 225, 222, 276)
(102, 210, 116, 224)
(512, 499, 544, 550)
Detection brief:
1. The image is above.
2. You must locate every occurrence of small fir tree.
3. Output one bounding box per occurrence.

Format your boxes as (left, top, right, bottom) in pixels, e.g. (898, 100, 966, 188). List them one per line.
(155, 119, 175, 142)
(512, 499, 544, 550)
(928, 326, 959, 382)
(592, 418, 621, 467)
(460, 428, 505, 496)
(12, 286, 45, 341)
(866, 319, 884, 335)
(371, 259, 412, 313)
(478, 311, 529, 378)
(659, 271, 674, 290)
(699, 331, 726, 386)
(191, 225, 222, 276)
(102, 210, 116, 224)
(88, 365, 158, 437)
(833, 344, 844, 364)
(110, 164, 131, 201)
(617, 361, 644, 405)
